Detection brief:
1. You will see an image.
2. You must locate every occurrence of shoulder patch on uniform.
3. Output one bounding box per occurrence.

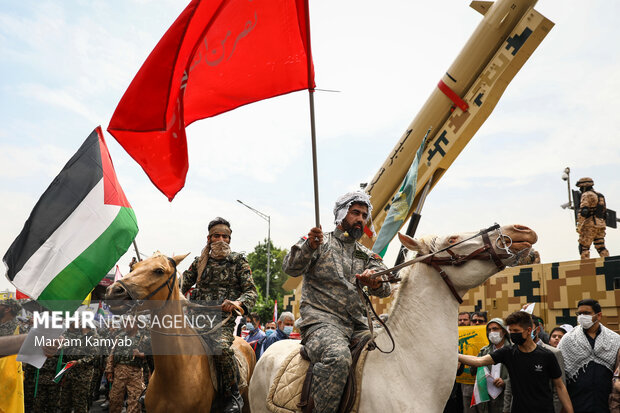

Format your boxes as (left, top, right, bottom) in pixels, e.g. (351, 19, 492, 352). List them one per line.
(371, 253, 383, 261)
(354, 250, 369, 260)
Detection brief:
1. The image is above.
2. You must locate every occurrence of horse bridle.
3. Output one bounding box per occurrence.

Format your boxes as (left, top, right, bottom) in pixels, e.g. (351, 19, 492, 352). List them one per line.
(113, 256, 242, 337)
(115, 257, 178, 311)
(358, 224, 516, 354)
(370, 223, 516, 304)
(419, 225, 513, 304)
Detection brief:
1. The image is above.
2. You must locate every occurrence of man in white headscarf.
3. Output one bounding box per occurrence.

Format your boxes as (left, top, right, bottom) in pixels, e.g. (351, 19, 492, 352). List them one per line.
(282, 191, 391, 413)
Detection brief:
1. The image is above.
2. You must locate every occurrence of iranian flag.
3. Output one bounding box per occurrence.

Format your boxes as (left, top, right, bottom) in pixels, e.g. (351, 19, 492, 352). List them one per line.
(3, 127, 138, 312)
(471, 365, 491, 406)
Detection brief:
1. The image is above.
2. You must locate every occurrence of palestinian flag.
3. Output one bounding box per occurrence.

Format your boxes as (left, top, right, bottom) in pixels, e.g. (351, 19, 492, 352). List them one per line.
(53, 361, 77, 383)
(3, 127, 138, 312)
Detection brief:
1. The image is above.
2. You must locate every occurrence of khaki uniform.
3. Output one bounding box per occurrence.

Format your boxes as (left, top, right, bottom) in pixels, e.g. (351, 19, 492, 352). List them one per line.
(577, 190, 609, 259)
(283, 228, 391, 413)
(182, 251, 257, 395)
(105, 330, 150, 413)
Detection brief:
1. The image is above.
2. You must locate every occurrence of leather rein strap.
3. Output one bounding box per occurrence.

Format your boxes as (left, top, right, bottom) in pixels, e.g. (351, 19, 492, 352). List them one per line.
(420, 230, 511, 304)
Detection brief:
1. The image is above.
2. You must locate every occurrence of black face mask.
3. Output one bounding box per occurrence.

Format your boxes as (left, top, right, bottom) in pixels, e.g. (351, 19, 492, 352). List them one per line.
(509, 332, 527, 346)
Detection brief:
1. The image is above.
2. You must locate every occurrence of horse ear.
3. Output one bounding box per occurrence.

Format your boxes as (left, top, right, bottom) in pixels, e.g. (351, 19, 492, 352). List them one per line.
(173, 253, 191, 266)
(397, 233, 426, 253)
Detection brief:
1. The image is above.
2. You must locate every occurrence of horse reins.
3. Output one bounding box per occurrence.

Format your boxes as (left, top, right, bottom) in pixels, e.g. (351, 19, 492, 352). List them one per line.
(114, 257, 241, 337)
(358, 223, 516, 353)
(116, 257, 178, 310)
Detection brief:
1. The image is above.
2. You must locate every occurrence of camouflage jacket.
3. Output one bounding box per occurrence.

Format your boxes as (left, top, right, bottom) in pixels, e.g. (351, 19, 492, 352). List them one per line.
(61, 329, 98, 370)
(181, 252, 257, 315)
(578, 190, 606, 228)
(0, 318, 21, 337)
(106, 329, 151, 370)
(283, 228, 391, 337)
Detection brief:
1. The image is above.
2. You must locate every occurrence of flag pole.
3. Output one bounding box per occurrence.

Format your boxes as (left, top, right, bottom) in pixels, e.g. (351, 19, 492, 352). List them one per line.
(304, 0, 320, 227)
(133, 240, 142, 261)
(394, 173, 434, 266)
(308, 92, 320, 227)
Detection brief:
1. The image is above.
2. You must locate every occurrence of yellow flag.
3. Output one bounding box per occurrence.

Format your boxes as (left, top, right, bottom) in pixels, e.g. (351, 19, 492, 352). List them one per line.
(456, 325, 489, 385)
(0, 326, 24, 413)
(82, 290, 92, 306)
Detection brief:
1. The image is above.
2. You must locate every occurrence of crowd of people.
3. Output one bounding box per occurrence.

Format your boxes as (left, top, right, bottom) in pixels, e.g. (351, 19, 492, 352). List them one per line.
(448, 298, 620, 413)
(0, 298, 152, 413)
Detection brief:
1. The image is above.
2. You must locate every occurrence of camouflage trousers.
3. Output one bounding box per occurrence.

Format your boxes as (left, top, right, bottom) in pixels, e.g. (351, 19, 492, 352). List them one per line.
(578, 224, 608, 259)
(202, 324, 238, 396)
(59, 366, 94, 413)
(32, 383, 60, 413)
(302, 324, 367, 413)
(109, 363, 145, 413)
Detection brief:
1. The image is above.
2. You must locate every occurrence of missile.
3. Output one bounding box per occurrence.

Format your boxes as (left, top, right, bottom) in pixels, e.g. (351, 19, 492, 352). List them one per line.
(361, 0, 554, 249)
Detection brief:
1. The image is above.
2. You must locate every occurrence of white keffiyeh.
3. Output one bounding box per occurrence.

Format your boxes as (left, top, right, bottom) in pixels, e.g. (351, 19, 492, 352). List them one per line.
(333, 191, 375, 235)
(558, 324, 620, 381)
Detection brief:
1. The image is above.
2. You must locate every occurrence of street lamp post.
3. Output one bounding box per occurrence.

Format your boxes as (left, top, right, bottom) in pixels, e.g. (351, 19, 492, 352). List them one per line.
(237, 200, 271, 301)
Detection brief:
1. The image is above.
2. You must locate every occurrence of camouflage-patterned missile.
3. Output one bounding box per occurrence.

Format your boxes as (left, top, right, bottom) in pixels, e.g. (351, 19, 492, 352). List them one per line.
(361, 0, 554, 249)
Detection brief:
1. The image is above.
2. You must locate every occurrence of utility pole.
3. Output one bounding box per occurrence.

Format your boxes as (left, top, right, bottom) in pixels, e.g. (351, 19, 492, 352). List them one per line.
(237, 200, 272, 301)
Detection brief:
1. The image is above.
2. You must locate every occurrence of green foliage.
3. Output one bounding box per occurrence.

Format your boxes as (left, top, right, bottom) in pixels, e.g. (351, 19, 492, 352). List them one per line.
(247, 239, 291, 324)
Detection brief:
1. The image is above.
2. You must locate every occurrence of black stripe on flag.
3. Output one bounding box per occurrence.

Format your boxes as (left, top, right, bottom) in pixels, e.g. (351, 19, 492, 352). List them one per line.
(3, 128, 104, 280)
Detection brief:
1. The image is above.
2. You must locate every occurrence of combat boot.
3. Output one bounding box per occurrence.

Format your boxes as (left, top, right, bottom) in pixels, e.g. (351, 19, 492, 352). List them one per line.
(222, 384, 244, 413)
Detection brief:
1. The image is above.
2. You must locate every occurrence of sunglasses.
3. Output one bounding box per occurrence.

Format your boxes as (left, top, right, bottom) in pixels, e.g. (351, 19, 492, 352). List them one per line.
(472, 319, 486, 324)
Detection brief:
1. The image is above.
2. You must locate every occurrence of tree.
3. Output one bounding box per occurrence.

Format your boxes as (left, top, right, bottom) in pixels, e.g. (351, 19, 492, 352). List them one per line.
(247, 239, 292, 324)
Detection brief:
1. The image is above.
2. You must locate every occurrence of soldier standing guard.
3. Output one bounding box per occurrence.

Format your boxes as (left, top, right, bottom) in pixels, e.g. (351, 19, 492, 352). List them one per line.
(181, 217, 258, 413)
(576, 177, 609, 259)
(282, 191, 392, 413)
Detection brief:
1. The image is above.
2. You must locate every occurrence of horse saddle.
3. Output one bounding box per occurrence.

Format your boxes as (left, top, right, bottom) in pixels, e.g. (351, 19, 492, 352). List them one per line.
(266, 334, 372, 413)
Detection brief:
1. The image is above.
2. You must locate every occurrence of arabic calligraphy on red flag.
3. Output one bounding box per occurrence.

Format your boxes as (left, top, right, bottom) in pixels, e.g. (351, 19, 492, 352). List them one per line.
(108, 0, 315, 200)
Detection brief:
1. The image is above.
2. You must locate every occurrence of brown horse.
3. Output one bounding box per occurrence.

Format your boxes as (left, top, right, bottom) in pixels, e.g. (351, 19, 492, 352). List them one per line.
(104, 252, 256, 413)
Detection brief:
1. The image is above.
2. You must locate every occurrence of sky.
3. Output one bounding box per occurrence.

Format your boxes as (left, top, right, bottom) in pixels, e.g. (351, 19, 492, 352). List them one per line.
(1, 0, 619, 294)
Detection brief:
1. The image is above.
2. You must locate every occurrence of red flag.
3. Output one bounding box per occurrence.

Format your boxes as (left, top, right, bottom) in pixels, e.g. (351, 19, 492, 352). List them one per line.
(108, 0, 315, 200)
(273, 299, 278, 322)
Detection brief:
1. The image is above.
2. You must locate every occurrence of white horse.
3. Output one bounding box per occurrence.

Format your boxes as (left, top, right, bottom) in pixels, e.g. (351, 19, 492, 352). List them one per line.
(249, 224, 537, 413)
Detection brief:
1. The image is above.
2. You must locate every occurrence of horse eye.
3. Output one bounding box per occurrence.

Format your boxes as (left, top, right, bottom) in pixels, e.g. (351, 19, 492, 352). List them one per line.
(154, 268, 165, 275)
(448, 236, 459, 244)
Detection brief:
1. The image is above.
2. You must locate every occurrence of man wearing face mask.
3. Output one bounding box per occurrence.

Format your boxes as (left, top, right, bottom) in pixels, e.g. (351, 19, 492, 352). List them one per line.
(283, 191, 391, 413)
(471, 318, 512, 413)
(244, 312, 265, 343)
(182, 217, 258, 413)
(257, 312, 295, 359)
(459, 311, 573, 413)
(558, 299, 620, 413)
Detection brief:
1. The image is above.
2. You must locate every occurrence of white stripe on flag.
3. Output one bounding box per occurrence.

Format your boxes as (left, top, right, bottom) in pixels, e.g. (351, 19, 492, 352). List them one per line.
(12, 180, 120, 298)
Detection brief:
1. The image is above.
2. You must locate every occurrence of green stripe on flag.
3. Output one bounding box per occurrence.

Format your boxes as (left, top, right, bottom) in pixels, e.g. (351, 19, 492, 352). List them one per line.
(372, 134, 428, 257)
(38, 207, 138, 311)
(474, 365, 490, 404)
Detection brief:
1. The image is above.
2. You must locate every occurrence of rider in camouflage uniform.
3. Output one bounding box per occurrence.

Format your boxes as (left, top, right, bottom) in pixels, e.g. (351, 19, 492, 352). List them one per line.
(181, 217, 258, 413)
(283, 191, 392, 413)
(576, 177, 609, 259)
